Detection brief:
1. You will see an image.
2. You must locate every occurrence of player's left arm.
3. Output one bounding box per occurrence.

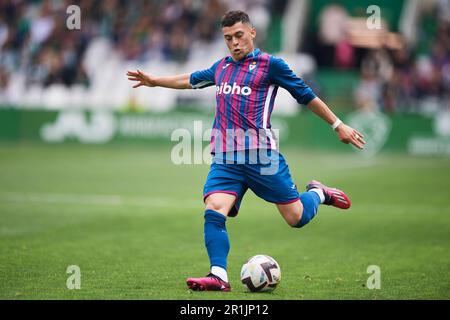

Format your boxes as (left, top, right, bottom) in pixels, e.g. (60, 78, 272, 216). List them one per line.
(306, 97, 365, 149)
(268, 56, 366, 149)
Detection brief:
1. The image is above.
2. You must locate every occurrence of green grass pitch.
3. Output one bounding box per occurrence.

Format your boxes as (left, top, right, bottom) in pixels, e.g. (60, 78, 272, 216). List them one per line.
(0, 143, 449, 299)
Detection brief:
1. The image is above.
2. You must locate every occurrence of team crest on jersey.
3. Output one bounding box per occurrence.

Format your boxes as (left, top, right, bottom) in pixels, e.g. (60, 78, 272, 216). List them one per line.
(249, 62, 256, 71)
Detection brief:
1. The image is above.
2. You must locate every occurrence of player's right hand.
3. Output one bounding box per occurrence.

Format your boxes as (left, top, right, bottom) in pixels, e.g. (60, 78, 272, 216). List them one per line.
(126, 70, 156, 88)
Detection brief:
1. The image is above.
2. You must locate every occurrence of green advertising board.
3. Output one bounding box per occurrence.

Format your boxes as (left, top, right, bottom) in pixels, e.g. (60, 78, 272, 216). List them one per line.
(1, 108, 449, 156)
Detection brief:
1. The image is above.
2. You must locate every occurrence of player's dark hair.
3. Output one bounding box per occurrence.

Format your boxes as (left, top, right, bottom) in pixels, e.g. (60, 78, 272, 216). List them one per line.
(221, 10, 252, 27)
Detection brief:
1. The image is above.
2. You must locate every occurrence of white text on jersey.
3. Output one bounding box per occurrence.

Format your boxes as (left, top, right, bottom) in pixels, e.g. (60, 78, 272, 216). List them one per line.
(216, 82, 252, 96)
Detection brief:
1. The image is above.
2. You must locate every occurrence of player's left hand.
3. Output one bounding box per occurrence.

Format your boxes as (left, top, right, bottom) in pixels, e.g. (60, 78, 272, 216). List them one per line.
(335, 123, 366, 149)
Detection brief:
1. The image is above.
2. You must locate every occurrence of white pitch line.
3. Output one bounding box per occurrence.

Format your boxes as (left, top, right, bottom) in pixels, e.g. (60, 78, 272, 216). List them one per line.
(0, 192, 200, 208)
(0, 192, 122, 205)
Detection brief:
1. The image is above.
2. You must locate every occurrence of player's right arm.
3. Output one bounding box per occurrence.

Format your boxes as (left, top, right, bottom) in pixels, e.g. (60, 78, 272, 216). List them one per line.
(127, 60, 221, 90)
(126, 70, 191, 89)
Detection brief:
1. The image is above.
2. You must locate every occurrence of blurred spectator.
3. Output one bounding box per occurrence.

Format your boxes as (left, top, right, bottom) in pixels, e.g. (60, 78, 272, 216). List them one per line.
(354, 50, 385, 111)
(29, 1, 55, 46)
(315, 4, 350, 67)
(382, 44, 416, 113)
(0, 0, 271, 91)
(436, 0, 450, 25)
(354, 5, 450, 114)
(0, 65, 9, 104)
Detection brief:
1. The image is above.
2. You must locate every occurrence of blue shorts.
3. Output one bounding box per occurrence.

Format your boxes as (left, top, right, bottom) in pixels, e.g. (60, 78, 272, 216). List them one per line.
(203, 150, 300, 217)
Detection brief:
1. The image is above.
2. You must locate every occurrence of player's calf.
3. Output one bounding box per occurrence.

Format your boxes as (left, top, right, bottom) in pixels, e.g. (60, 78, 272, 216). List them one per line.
(276, 200, 303, 227)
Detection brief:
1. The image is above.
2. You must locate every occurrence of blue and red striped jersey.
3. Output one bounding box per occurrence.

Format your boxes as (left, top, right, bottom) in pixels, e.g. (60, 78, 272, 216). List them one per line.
(190, 48, 316, 154)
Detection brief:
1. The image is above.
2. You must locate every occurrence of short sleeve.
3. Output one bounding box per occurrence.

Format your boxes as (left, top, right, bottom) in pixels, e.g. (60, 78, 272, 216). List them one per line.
(190, 60, 222, 89)
(268, 56, 317, 105)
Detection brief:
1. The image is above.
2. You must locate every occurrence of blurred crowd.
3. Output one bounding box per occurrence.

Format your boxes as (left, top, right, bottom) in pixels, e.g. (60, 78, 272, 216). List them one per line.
(354, 20, 450, 114)
(1, 0, 449, 114)
(307, 2, 450, 114)
(1, 0, 90, 89)
(0, 0, 274, 91)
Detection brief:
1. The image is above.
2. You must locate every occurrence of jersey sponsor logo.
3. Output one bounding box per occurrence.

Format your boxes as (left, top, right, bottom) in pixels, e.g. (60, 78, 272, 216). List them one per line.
(216, 82, 252, 96)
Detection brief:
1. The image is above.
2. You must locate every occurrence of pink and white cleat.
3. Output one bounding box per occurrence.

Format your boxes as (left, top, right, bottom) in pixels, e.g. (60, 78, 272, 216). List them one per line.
(306, 180, 351, 209)
(186, 273, 231, 292)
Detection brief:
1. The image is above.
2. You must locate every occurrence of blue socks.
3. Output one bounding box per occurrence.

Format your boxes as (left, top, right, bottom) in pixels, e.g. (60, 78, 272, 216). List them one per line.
(204, 209, 229, 271)
(295, 191, 321, 228)
(203, 193, 319, 275)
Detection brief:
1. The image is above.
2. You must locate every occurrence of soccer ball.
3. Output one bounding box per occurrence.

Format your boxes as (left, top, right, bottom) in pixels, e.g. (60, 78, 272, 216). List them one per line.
(240, 254, 281, 292)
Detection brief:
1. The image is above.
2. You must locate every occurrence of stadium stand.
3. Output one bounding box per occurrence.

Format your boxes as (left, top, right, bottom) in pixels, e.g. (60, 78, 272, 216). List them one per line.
(0, 0, 448, 115)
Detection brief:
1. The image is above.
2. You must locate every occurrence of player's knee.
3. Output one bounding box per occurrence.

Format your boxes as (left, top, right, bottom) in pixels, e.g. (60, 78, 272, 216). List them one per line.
(292, 219, 305, 228)
(287, 208, 303, 228)
(278, 201, 303, 227)
(289, 216, 302, 228)
(205, 201, 221, 212)
(205, 199, 228, 215)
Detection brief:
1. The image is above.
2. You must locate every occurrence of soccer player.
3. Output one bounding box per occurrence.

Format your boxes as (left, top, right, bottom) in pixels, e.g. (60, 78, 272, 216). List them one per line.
(127, 10, 366, 292)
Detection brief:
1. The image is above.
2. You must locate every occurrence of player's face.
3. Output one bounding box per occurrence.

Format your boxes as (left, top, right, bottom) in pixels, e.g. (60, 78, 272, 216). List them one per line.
(222, 22, 256, 61)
